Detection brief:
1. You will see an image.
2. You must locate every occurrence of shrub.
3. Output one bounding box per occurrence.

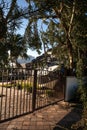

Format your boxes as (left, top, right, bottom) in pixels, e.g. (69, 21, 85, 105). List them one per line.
(76, 58, 87, 109)
(17, 84, 22, 90)
(46, 89, 54, 97)
(72, 58, 87, 130)
(1, 82, 15, 88)
(16, 81, 33, 93)
(26, 86, 32, 93)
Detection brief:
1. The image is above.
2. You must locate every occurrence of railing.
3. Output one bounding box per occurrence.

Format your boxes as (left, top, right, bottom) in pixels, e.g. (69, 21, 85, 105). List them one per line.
(0, 68, 64, 122)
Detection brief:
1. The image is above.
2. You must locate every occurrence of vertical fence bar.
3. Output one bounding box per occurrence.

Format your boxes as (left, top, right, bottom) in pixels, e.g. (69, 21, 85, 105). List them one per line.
(12, 71, 16, 117)
(29, 69, 32, 111)
(25, 70, 28, 112)
(23, 69, 25, 113)
(32, 69, 37, 111)
(8, 72, 12, 118)
(16, 77, 19, 116)
(4, 69, 8, 119)
(26, 69, 30, 112)
(19, 71, 22, 115)
(0, 69, 4, 120)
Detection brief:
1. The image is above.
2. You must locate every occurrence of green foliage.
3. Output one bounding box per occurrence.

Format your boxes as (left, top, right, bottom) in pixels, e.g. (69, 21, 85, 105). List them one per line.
(0, 42, 8, 67)
(24, 19, 42, 54)
(16, 81, 33, 92)
(26, 86, 33, 93)
(0, 83, 15, 88)
(25, 0, 87, 70)
(1, 81, 33, 93)
(76, 58, 87, 110)
(8, 34, 28, 61)
(0, 0, 28, 66)
(46, 89, 54, 97)
(77, 81, 87, 110)
(76, 58, 84, 78)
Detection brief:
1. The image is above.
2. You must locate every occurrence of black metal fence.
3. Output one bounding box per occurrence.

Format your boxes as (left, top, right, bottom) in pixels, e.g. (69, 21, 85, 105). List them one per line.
(0, 68, 64, 122)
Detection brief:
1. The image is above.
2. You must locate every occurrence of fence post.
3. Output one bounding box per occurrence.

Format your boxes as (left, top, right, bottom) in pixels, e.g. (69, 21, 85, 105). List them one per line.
(32, 69, 37, 111)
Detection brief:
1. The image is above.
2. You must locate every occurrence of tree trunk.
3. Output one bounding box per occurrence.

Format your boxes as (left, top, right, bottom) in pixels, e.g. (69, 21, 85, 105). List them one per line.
(68, 47, 73, 69)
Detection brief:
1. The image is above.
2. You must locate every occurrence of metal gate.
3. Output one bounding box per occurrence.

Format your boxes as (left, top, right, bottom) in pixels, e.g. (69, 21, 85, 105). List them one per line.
(0, 68, 64, 122)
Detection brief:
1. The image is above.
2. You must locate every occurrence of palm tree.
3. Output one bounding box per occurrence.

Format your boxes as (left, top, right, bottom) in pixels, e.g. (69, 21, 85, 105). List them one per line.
(0, 0, 28, 66)
(8, 34, 28, 67)
(0, 0, 28, 40)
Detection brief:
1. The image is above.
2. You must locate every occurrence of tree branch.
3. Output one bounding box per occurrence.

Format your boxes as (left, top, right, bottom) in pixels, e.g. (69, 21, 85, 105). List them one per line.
(68, 0, 76, 38)
(6, 0, 17, 21)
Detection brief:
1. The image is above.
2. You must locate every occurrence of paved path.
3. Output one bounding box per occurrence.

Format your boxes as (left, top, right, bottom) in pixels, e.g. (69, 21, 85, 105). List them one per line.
(0, 101, 81, 130)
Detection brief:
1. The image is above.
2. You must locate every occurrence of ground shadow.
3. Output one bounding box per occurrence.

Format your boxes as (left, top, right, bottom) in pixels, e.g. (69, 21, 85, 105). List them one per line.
(53, 104, 83, 130)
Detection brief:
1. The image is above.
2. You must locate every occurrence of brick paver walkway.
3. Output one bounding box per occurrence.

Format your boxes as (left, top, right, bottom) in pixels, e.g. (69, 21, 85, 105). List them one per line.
(0, 101, 81, 130)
